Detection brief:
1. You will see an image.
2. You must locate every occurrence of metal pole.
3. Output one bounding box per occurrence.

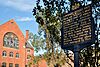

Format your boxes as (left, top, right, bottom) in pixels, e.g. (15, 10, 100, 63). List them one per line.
(74, 45, 79, 67)
(96, 16, 99, 67)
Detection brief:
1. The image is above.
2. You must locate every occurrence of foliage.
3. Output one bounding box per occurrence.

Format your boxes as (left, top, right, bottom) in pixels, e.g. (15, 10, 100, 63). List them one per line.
(29, 33, 45, 53)
(79, 0, 100, 67)
(32, 0, 100, 67)
(79, 43, 100, 67)
(32, 0, 75, 66)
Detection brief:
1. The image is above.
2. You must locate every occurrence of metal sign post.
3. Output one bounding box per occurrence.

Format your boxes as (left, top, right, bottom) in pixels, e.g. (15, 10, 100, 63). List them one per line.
(61, 4, 95, 67)
(74, 45, 79, 67)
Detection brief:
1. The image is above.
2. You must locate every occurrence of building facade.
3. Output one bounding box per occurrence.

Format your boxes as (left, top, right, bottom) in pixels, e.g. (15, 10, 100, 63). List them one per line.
(0, 19, 34, 67)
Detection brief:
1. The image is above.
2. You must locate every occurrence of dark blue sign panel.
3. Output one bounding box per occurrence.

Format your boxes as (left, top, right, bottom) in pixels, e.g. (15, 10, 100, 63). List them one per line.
(61, 4, 95, 50)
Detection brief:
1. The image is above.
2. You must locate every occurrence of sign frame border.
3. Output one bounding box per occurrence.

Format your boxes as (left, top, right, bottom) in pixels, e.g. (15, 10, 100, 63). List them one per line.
(61, 4, 96, 50)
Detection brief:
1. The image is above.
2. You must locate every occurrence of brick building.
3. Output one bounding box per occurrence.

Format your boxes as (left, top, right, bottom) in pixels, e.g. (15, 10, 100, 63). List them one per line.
(0, 19, 73, 67)
(0, 19, 34, 67)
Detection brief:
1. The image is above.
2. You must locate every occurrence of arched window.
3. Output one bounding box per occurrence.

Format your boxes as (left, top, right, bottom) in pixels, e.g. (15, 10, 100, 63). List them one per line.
(16, 53, 19, 58)
(2, 51, 7, 57)
(9, 52, 13, 57)
(3, 32, 19, 49)
(2, 62, 6, 67)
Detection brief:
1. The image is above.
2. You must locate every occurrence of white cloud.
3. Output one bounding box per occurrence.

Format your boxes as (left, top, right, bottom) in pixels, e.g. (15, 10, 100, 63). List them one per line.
(16, 17, 34, 22)
(0, 0, 36, 12)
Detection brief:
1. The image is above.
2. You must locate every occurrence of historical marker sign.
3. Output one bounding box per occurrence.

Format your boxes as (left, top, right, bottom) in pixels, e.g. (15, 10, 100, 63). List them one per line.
(61, 4, 95, 50)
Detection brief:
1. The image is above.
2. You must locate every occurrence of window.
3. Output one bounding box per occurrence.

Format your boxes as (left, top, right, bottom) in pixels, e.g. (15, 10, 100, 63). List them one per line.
(16, 53, 19, 58)
(9, 63, 13, 67)
(25, 65, 27, 67)
(3, 32, 19, 49)
(9, 52, 13, 57)
(2, 51, 7, 57)
(2, 62, 6, 67)
(27, 49, 30, 53)
(15, 64, 19, 67)
(27, 55, 30, 59)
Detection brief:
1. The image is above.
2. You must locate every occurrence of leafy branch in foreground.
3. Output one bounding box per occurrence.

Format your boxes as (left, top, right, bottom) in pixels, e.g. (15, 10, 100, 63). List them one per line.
(32, 0, 76, 66)
(32, 0, 99, 67)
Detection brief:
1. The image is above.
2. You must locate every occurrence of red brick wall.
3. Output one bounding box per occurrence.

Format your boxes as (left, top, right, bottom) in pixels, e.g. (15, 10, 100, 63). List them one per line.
(25, 48, 34, 66)
(38, 59, 47, 67)
(0, 19, 47, 67)
(0, 19, 26, 67)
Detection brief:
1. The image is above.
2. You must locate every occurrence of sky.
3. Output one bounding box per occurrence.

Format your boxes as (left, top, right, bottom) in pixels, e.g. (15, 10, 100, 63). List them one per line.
(0, 0, 46, 55)
(0, 0, 99, 56)
(0, 0, 38, 35)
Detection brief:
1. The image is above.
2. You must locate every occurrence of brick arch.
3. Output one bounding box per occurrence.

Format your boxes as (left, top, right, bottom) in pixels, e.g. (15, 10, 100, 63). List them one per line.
(3, 32, 19, 39)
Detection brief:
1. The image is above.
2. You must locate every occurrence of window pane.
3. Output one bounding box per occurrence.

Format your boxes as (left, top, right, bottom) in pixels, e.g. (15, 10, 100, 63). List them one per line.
(2, 51, 7, 57)
(16, 53, 19, 58)
(9, 63, 13, 67)
(15, 64, 19, 67)
(27, 55, 30, 59)
(3, 32, 19, 49)
(9, 52, 13, 57)
(25, 65, 27, 67)
(2, 62, 6, 67)
(27, 50, 30, 53)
